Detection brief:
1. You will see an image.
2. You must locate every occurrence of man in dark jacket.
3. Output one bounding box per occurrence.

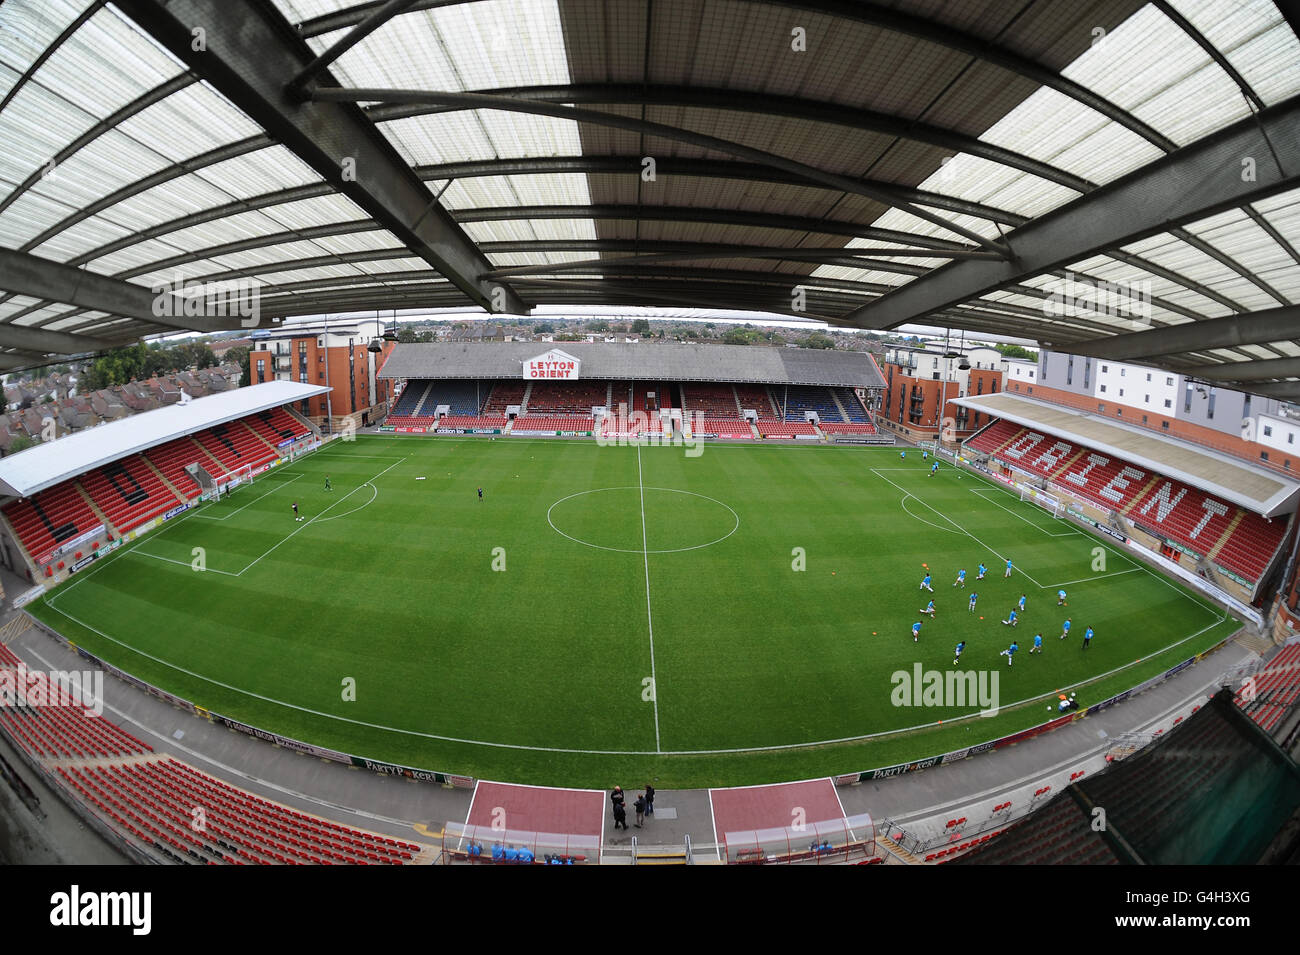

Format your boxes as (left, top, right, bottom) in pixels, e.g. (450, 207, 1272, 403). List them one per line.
(644, 783, 655, 817)
(634, 793, 647, 828)
(611, 786, 627, 830)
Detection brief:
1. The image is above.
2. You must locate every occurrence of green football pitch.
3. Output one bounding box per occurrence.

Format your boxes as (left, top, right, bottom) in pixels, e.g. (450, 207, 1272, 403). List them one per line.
(31, 435, 1240, 788)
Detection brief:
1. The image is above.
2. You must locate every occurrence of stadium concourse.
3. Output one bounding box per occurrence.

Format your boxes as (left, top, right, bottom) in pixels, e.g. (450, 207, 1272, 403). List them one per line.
(0, 382, 326, 588)
(378, 341, 887, 441)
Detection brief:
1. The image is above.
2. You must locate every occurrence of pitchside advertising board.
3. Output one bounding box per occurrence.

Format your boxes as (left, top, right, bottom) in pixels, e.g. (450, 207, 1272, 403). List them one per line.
(837, 638, 1232, 783)
(523, 348, 580, 380)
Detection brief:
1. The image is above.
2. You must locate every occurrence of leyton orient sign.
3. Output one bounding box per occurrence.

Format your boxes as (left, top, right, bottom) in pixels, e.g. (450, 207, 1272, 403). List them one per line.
(524, 349, 581, 380)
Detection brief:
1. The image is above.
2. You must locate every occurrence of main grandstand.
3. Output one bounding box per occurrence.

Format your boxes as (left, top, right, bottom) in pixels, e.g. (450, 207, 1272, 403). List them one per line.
(0, 0, 1299, 884)
(379, 341, 885, 440)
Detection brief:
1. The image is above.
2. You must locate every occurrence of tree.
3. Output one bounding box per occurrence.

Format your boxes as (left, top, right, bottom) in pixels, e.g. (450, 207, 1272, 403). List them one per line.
(533, 322, 554, 334)
(630, 319, 651, 335)
(587, 320, 610, 332)
(224, 345, 251, 387)
(416, 330, 434, 343)
(799, 332, 836, 349)
(7, 435, 34, 455)
(397, 325, 418, 343)
(996, 344, 1038, 361)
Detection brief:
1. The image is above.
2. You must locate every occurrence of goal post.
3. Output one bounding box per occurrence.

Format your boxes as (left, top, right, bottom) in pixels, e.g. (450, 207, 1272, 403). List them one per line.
(1019, 484, 1063, 519)
(222, 463, 255, 494)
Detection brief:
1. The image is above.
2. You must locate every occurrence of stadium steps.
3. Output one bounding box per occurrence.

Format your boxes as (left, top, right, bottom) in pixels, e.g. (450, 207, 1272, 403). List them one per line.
(606, 381, 614, 409)
(1046, 447, 1088, 481)
(141, 455, 189, 503)
(731, 385, 743, 417)
(830, 389, 852, 422)
(236, 418, 280, 455)
(519, 381, 532, 413)
(186, 434, 230, 477)
(72, 481, 115, 536)
(1204, 510, 1245, 563)
(410, 382, 436, 417)
(878, 833, 920, 864)
(1119, 473, 1164, 516)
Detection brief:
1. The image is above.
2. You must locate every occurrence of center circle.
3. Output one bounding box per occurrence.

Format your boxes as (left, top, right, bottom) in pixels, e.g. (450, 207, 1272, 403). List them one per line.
(547, 486, 740, 554)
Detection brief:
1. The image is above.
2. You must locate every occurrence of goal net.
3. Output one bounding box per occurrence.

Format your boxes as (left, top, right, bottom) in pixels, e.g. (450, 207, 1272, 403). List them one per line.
(1019, 484, 1063, 518)
(221, 463, 255, 494)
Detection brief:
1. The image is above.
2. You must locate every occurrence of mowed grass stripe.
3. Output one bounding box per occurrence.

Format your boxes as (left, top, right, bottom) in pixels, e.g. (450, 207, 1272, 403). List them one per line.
(31, 436, 1239, 787)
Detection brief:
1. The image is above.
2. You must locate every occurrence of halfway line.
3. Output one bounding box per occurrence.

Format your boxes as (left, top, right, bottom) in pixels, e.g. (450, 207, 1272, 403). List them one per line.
(637, 444, 662, 752)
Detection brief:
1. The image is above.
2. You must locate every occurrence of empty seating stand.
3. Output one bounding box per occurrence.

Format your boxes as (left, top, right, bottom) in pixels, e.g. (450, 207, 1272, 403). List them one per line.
(145, 438, 208, 499)
(965, 420, 1286, 583)
(758, 420, 818, 438)
(2, 406, 317, 571)
(779, 385, 844, 422)
(1235, 645, 1300, 733)
(683, 384, 740, 418)
(820, 421, 878, 435)
(526, 381, 608, 414)
(434, 415, 506, 430)
(192, 422, 278, 478)
(733, 384, 779, 419)
(513, 415, 595, 432)
(693, 418, 753, 439)
(0, 644, 422, 866)
(3, 482, 102, 565)
(483, 380, 525, 414)
(80, 455, 183, 535)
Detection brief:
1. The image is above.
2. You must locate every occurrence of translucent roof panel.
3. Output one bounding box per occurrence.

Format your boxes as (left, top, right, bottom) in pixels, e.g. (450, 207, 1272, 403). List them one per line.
(376, 111, 587, 168)
(979, 85, 1162, 185)
(440, 174, 594, 212)
(0, 1, 93, 103)
(301, 0, 572, 92)
(0, 6, 186, 204)
(1062, 4, 1250, 147)
(914, 153, 1081, 219)
(463, 218, 599, 244)
(1169, 0, 1300, 105)
(1181, 209, 1298, 303)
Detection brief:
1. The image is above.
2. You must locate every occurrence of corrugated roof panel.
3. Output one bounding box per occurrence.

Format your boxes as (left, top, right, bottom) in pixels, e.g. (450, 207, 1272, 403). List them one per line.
(24, 128, 173, 210)
(0, 0, 91, 101)
(440, 173, 594, 211)
(1169, 0, 1300, 105)
(978, 85, 1160, 184)
(308, 0, 572, 91)
(113, 81, 262, 161)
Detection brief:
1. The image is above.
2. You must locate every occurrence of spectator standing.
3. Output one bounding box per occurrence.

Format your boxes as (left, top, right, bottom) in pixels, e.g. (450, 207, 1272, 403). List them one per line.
(645, 783, 655, 817)
(634, 793, 647, 828)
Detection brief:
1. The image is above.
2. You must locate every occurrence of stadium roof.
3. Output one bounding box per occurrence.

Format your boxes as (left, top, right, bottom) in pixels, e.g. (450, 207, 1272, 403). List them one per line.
(953, 391, 1300, 516)
(378, 341, 885, 388)
(953, 689, 1300, 865)
(0, 380, 327, 499)
(0, 2, 1298, 397)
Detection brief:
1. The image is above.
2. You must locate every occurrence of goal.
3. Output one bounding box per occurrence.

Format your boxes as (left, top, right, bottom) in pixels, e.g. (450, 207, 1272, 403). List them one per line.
(221, 463, 255, 494)
(1019, 484, 1063, 519)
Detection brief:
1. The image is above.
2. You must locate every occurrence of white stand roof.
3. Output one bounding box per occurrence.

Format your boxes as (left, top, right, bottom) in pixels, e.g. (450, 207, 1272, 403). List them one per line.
(0, 381, 328, 499)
